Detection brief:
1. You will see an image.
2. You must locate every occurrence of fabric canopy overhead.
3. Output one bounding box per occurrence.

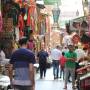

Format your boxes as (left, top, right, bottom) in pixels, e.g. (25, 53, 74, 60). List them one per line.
(44, 0, 61, 5)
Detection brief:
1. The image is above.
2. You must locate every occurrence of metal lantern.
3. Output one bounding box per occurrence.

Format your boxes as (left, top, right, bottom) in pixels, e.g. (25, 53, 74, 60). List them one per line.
(52, 4, 60, 23)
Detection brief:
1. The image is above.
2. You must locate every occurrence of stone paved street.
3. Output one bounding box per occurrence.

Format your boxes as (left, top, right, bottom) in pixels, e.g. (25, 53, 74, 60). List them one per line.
(35, 67, 73, 90)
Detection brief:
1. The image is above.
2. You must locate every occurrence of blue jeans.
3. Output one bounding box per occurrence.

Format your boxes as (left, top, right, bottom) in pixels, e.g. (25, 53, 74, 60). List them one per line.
(52, 60, 59, 78)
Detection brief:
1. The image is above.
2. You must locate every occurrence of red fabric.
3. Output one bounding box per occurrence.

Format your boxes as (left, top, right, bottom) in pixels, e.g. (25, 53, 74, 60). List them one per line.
(27, 6, 35, 30)
(59, 56, 66, 67)
(19, 30, 24, 38)
(27, 0, 36, 30)
(27, 40, 35, 50)
(31, 18, 35, 30)
(18, 14, 24, 31)
(46, 17, 50, 33)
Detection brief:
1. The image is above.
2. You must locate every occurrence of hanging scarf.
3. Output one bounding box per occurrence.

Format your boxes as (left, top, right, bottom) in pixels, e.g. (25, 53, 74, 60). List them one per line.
(18, 14, 24, 31)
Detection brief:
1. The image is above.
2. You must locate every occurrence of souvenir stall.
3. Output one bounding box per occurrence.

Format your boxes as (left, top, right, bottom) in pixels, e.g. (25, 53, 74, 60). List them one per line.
(0, 0, 15, 58)
(0, 0, 27, 57)
(77, 65, 90, 90)
(69, 16, 90, 90)
(76, 32, 90, 90)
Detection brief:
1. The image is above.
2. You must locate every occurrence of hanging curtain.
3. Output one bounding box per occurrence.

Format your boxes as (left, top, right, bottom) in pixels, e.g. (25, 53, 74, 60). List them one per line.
(27, 0, 35, 30)
(46, 16, 50, 33)
(18, 13, 24, 38)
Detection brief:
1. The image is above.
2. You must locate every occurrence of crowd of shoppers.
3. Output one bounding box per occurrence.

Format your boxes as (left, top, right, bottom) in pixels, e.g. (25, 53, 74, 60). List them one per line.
(50, 44, 89, 89)
(0, 36, 89, 90)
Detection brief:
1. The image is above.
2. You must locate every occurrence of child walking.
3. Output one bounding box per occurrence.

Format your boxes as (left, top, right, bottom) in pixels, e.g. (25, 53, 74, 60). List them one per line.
(59, 52, 66, 80)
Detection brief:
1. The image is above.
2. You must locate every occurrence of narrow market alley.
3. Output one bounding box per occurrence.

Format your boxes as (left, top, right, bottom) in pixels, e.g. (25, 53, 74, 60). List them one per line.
(0, 0, 90, 90)
(35, 67, 73, 90)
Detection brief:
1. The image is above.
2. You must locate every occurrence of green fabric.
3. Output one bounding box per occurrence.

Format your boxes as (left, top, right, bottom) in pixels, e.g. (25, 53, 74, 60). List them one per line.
(7, 7, 18, 26)
(0, 0, 1, 11)
(65, 51, 77, 68)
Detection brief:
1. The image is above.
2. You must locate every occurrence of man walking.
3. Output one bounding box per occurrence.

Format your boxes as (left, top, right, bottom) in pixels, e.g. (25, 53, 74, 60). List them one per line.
(8, 37, 36, 90)
(51, 45, 62, 79)
(64, 45, 77, 89)
(37, 46, 48, 79)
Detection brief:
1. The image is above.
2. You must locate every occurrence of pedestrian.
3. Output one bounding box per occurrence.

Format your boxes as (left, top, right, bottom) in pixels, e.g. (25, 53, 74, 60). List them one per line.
(0, 45, 6, 74)
(59, 52, 66, 80)
(8, 37, 36, 90)
(51, 45, 62, 79)
(37, 46, 49, 79)
(0, 45, 5, 62)
(64, 44, 77, 89)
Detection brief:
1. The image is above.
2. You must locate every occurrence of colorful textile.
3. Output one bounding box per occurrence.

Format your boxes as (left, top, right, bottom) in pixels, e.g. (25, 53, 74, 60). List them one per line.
(18, 14, 24, 31)
(27, 6, 35, 30)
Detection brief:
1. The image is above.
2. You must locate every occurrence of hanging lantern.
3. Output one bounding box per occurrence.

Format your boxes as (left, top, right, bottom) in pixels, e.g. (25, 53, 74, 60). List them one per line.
(52, 4, 60, 23)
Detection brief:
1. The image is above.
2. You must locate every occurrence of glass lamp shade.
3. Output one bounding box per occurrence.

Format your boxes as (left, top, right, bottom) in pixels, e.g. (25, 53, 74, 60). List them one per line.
(52, 7, 60, 23)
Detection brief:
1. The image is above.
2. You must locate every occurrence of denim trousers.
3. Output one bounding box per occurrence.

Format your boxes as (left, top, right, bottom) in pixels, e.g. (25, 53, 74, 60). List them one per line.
(52, 60, 59, 78)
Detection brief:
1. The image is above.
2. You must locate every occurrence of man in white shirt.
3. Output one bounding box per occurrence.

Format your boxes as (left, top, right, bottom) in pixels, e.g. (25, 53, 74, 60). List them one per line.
(51, 45, 62, 79)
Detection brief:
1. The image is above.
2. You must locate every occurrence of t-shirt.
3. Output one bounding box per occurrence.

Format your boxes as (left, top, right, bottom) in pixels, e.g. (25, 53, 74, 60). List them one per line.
(59, 56, 66, 67)
(51, 48, 62, 60)
(37, 50, 48, 64)
(10, 48, 35, 86)
(65, 51, 77, 68)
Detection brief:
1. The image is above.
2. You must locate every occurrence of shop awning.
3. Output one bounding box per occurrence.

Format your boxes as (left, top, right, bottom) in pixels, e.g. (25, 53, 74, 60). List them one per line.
(44, 0, 61, 5)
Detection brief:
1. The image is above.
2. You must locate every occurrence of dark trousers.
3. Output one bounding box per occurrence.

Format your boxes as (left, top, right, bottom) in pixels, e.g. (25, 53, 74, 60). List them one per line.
(14, 85, 32, 90)
(60, 66, 65, 79)
(52, 60, 59, 78)
(39, 64, 47, 78)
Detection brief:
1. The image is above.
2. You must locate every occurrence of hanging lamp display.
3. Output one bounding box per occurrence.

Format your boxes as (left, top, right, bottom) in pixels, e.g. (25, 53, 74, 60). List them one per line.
(52, 4, 60, 23)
